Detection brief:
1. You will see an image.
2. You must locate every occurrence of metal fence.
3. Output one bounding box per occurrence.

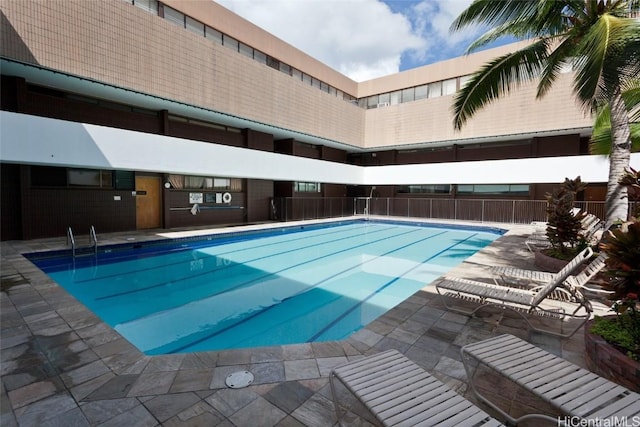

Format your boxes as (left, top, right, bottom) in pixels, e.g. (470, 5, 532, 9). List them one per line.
(271, 197, 638, 224)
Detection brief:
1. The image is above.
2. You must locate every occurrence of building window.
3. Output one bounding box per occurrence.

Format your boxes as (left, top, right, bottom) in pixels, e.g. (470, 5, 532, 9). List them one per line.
(133, 0, 158, 14)
(205, 26, 222, 44)
(397, 185, 451, 194)
(442, 78, 457, 96)
(415, 85, 428, 100)
(459, 75, 472, 89)
(222, 35, 239, 52)
(401, 87, 414, 103)
(428, 81, 442, 98)
(170, 175, 242, 191)
(294, 182, 321, 193)
(163, 6, 185, 28)
(239, 42, 253, 58)
(254, 50, 267, 64)
(457, 184, 529, 195)
(68, 169, 113, 188)
(185, 16, 204, 36)
(31, 166, 120, 188)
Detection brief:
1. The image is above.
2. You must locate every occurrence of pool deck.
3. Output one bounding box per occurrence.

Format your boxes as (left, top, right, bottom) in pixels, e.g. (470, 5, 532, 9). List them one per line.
(1, 218, 612, 426)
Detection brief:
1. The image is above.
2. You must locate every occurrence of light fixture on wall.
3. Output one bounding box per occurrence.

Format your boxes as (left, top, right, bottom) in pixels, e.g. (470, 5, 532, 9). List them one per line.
(164, 182, 171, 189)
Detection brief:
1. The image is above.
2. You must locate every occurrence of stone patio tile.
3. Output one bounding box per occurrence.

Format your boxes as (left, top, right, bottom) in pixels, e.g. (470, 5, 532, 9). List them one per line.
(364, 319, 396, 336)
(22, 309, 59, 325)
(284, 359, 319, 381)
(13, 393, 78, 426)
(249, 346, 283, 363)
(216, 349, 253, 366)
(169, 368, 215, 393)
(60, 359, 111, 388)
(348, 329, 383, 348)
(162, 400, 226, 426)
(0, 328, 31, 350)
(143, 392, 201, 423)
(263, 381, 314, 414)
(373, 336, 411, 354)
(96, 403, 158, 427)
(39, 406, 89, 427)
(92, 337, 137, 359)
(228, 395, 287, 427)
(250, 361, 285, 384)
(315, 356, 347, 377)
(143, 354, 186, 373)
(433, 355, 467, 381)
(290, 392, 337, 427)
(34, 322, 76, 339)
(179, 352, 217, 370)
(69, 372, 116, 401)
(7, 380, 57, 408)
(311, 341, 346, 358)
(104, 350, 148, 374)
(205, 387, 260, 417)
(81, 374, 139, 401)
(413, 333, 451, 353)
(127, 371, 177, 397)
(79, 397, 139, 425)
(282, 343, 314, 360)
(404, 345, 442, 371)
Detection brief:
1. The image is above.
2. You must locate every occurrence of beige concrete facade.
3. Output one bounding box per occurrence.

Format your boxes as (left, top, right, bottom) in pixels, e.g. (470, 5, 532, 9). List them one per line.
(0, 0, 593, 150)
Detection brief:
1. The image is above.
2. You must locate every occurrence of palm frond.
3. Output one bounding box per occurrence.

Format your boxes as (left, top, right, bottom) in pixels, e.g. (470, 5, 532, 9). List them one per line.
(450, 0, 541, 34)
(590, 122, 640, 154)
(452, 41, 548, 130)
(536, 37, 575, 99)
(573, 14, 639, 107)
(590, 81, 640, 155)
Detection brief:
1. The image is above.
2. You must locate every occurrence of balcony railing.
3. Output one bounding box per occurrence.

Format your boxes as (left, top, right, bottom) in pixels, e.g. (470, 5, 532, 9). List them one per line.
(271, 197, 638, 225)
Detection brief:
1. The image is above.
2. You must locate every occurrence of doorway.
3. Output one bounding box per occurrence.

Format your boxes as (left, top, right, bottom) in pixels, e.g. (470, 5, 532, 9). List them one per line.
(135, 176, 162, 229)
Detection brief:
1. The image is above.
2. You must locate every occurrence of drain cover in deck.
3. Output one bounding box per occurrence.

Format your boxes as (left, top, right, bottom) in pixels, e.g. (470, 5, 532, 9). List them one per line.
(225, 371, 254, 389)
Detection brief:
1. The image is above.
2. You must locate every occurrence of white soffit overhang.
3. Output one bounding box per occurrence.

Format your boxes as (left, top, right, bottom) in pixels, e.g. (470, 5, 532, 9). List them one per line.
(2, 111, 638, 185)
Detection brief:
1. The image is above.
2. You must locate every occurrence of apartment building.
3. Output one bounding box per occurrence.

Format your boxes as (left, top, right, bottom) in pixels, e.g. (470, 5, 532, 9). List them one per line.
(1, 0, 632, 240)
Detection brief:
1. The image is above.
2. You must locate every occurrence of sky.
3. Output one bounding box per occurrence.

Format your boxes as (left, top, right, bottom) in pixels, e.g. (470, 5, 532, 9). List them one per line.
(214, 0, 510, 82)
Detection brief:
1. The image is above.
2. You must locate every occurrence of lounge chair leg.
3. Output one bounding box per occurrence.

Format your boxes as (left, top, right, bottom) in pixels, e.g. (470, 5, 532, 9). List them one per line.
(329, 373, 343, 427)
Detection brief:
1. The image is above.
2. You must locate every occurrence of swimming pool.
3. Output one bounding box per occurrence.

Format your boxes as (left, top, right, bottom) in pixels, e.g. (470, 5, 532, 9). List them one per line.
(27, 219, 503, 355)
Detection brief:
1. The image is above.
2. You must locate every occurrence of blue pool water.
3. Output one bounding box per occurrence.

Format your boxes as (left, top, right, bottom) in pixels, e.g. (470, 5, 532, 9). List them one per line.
(28, 220, 503, 354)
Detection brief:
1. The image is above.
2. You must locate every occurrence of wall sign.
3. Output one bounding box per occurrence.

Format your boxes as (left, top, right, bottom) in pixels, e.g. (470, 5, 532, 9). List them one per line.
(189, 192, 203, 204)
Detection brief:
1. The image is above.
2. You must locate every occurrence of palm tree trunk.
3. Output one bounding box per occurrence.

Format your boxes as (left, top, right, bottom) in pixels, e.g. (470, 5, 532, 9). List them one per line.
(605, 86, 632, 229)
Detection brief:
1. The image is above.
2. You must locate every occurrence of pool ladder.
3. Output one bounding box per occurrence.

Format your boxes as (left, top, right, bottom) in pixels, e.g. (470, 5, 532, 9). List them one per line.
(67, 226, 98, 258)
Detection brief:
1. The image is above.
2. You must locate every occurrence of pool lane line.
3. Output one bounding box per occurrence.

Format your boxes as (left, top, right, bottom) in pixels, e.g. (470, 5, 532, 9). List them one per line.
(92, 225, 417, 301)
(307, 232, 480, 342)
(73, 223, 396, 284)
(164, 230, 450, 354)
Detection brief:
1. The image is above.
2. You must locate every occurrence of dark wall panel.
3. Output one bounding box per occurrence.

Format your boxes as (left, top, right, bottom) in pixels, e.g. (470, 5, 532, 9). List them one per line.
(1, 164, 22, 240)
(246, 179, 273, 222)
(25, 93, 161, 134)
(245, 130, 274, 152)
(21, 188, 136, 239)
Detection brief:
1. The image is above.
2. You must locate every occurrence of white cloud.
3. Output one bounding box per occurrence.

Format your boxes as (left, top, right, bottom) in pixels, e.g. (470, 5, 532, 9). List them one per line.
(214, 0, 426, 81)
(214, 0, 498, 81)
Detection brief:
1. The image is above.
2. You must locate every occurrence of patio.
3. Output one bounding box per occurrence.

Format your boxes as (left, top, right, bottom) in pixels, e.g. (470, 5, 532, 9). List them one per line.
(0, 221, 611, 426)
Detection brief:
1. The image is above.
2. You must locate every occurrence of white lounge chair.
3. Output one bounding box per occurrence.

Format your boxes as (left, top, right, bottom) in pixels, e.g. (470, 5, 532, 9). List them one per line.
(329, 349, 504, 426)
(435, 247, 594, 338)
(524, 214, 603, 253)
(461, 334, 640, 426)
(493, 252, 611, 299)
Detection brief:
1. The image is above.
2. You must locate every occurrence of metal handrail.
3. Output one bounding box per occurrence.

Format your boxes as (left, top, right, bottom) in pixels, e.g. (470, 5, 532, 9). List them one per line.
(67, 226, 76, 258)
(90, 225, 98, 256)
(67, 226, 98, 258)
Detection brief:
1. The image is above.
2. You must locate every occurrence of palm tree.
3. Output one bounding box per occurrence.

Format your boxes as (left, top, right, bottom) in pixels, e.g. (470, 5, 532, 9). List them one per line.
(451, 0, 640, 228)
